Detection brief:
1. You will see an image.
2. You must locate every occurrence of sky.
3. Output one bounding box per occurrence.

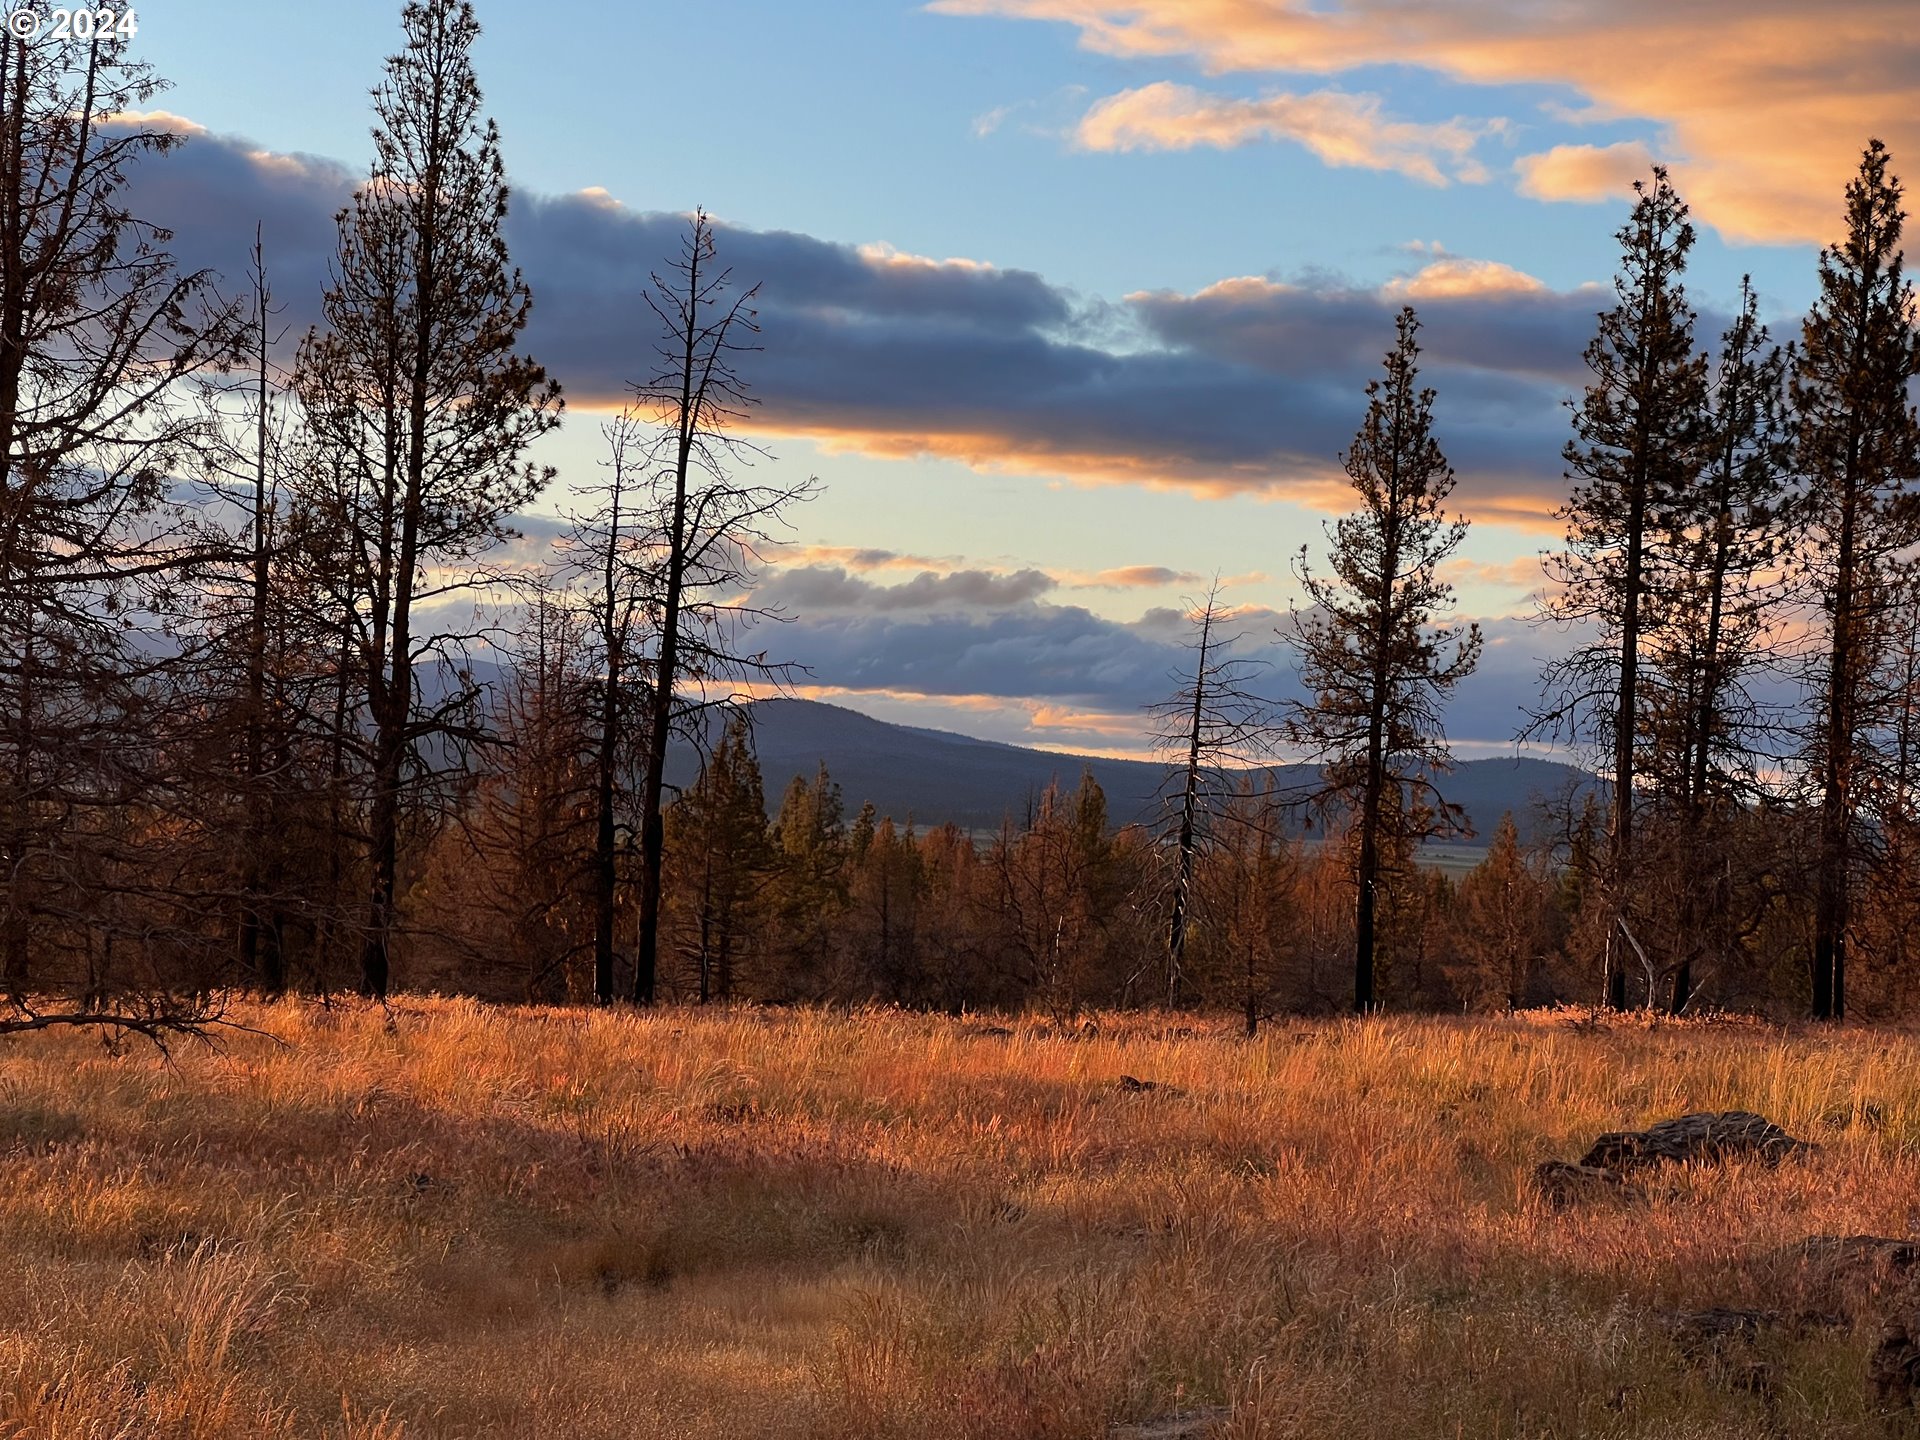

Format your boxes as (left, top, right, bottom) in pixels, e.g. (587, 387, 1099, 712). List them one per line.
(136, 1, 1918, 760)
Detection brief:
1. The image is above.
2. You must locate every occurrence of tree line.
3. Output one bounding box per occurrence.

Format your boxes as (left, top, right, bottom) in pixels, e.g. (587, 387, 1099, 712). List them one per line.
(0, 0, 1916, 1034)
(1262, 155, 1920, 1021)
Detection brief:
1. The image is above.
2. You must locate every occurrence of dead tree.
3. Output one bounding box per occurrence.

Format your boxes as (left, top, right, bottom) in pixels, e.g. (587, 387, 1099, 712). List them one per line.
(620, 211, 814, 1005)
(1147, 581, 1268, 1005)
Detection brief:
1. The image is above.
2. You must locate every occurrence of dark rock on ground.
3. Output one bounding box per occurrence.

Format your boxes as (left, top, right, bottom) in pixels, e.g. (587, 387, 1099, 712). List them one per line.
(1786, 1234, 1920, 1273)
(1535, 1111, 1813, 1206)
(1773, 1234, 1920, 1321)
(1659, 1237, 1920, 1413)
(1532, 1159, 1633, 1207)
(1658, 1306, 1846, 1360)
(1113, 1075, 1185, 1096)
(1872, 1312, 1920, 1409)
(1578, 1111, 1816, 1173)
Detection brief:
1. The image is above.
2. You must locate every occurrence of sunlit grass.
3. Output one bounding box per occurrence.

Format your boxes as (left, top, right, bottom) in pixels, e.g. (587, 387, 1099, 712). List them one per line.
(0, 1000, 1914, 1436)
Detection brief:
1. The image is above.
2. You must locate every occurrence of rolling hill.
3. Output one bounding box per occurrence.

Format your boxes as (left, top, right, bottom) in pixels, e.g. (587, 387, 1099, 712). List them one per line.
(669, 698, 1596, 849)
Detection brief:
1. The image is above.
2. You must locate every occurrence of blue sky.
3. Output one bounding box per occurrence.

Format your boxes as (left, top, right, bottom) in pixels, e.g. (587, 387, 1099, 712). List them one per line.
(140, 1, 1913, 758)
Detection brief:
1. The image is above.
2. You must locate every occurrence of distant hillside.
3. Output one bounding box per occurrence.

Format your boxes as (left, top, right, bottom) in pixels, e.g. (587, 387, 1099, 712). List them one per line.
(669, 698, 1596, 849)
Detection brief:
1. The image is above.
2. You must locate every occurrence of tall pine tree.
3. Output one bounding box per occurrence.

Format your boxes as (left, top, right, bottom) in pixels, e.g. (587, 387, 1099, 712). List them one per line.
(1284, 308, 1479, 1012)
(1641, 279, 1792, 1010)
(1795, 139, 1920, 1020)
(296, 0, 562, 997)
(1533, 166, 1707, 1009)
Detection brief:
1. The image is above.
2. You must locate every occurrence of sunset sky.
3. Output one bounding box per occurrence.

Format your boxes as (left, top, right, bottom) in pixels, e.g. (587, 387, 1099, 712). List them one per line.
(144, 1, 1915, 758)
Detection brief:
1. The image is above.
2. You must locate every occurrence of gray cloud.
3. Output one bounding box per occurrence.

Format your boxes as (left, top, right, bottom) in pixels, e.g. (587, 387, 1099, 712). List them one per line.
(121, 123, 1657, 524)
(758, 565, 1059, 613)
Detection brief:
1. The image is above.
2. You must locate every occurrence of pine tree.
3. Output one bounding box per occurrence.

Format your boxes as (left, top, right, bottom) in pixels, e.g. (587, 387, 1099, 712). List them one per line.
(296, 0, 562, 998)
(663, 714, 772, 1003)
(771, 763, 846, 995)
(1795, 139, 1920, 1020)
(1283, 307, 1480, 1012)
(1453, 814, 1550, 1011)
(1533, 165, 1708, 1009)
(1640, 279, 1793, 1010)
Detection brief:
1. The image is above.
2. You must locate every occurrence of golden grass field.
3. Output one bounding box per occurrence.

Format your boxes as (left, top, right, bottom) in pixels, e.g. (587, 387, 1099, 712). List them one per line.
(4, 999, 1920, 1438)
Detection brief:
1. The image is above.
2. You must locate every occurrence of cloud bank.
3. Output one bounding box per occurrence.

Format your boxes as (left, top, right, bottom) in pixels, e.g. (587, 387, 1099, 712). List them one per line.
(127, 122, 1633, 533)
(123, 119, 1621, 750)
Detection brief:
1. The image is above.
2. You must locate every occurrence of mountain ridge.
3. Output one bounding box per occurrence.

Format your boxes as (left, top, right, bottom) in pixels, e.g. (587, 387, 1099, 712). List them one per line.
(668, 697, 1597, 847)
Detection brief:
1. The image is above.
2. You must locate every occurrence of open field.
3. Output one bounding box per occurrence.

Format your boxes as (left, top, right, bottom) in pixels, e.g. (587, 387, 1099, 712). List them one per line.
(4, 1002, 1920, 1437)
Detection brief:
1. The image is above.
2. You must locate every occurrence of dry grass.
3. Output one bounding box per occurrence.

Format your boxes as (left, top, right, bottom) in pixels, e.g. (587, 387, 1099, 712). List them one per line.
(0, 1000, 1918, 1437)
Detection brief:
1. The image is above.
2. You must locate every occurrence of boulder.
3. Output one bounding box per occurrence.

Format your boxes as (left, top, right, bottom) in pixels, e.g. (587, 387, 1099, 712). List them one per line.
(1577, 1111, 1816, 1173)
(1532, 1159, 1632, 1207)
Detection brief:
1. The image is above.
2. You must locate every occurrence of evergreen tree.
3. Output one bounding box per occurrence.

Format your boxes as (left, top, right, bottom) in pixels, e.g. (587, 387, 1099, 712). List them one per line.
(1453, 814, 1550, 1011)
(296, 0, 562, 998)
(663, 714, 772, 1002)
(1640, 279, 1792, 1010)
(771, 762, 846, 994)
(1533, 165, 1708, 1009)
(1795, 139, 1920, 1020)
(1283, 307, 1479, 1012)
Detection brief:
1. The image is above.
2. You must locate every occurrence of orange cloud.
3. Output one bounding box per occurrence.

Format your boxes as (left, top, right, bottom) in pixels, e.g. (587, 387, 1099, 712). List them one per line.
(765, 418, 1351, 500)
(931, 0, 1915, 243)
(103, 109, 207, 136)
(1383, 256, 1547, 300)
(1075, 82, 1497, 185)
(1515, 141, 1660, 204)
(766, 543, 961, 572)
(1069, 564, 1205, 588)
(757, 421, 1563, 534)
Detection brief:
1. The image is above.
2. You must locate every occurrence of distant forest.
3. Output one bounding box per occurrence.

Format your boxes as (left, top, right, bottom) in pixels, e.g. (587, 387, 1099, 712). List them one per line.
(3, 1, 1919, 1038)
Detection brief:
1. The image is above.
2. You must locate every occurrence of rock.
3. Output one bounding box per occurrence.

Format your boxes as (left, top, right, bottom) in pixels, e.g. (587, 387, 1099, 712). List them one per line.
(1657, 1307, 1844, 1402)
(1871, 1313, 1920, 1409)
(1787, 1234, 1920, 1273)
(1532, 1159, 1632, 1207)
(1113, 1075, 1184, 1096)
(1536, 1112, 1814, 1207)
(1576, 1111, 1816, 1173)
(1657, 1306, 1778, 1360)
(1109, 1406, 1232, 1439)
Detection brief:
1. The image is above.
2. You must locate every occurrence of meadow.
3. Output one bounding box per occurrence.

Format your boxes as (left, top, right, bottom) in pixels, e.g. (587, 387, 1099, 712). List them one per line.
(2, 1000, 1919, 1438)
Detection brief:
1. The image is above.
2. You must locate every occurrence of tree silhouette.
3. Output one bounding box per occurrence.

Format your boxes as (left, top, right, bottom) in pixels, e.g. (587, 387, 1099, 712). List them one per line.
(1639, 278, 1793, 1011)
(663, 712, 772, 1003)
(1795, 139, 1920, 1020)
(1147, 581, 1269, 1005)
(618, 211, 814, 1005)
(296, 0, 561, 998)
(1531, 166, 1707, 1009)
(1283, 308, 1479, 1013)
(0, 14, 239, 1016)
